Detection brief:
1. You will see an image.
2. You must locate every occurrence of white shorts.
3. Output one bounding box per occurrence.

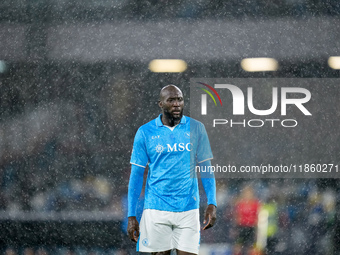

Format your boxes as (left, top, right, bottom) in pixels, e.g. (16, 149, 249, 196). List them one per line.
(137, 209, 200, 254)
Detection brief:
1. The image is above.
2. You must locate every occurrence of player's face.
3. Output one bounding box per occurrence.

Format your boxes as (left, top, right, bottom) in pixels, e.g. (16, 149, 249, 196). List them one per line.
(160, 89, 184, 121)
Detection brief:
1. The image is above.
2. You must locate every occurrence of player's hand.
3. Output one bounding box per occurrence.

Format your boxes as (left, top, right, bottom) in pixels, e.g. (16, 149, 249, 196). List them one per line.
(203, 204, 217, 230)
(127, 216, 140, 242)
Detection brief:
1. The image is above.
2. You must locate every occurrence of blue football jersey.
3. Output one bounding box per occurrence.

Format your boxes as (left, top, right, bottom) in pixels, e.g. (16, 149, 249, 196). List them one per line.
(130, 114, 213, 212)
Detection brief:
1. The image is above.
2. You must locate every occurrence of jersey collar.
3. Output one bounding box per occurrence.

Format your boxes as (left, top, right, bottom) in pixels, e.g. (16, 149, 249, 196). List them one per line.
(156, 114, 187, 127)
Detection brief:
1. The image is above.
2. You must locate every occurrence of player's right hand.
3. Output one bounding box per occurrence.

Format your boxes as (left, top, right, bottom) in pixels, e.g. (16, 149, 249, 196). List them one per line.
(127, 216, 140, 242)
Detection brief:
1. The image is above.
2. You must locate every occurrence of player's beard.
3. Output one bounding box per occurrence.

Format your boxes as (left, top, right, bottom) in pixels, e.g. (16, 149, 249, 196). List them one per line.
(164, 108, 183, 126)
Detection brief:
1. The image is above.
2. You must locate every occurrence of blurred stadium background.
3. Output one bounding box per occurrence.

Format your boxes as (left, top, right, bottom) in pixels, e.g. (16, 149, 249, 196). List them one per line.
(0, 0, 340, 254)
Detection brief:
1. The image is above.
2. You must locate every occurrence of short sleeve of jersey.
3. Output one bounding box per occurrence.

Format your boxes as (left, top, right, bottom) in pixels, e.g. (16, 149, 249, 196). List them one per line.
(130, 128, 148, 168)
(196, 122, 213, 163)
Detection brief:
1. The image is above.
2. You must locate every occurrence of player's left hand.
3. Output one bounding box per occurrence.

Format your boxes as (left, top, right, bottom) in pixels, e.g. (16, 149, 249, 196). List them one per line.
(203, 204, 216, 230)
(127, 216, 140, 242)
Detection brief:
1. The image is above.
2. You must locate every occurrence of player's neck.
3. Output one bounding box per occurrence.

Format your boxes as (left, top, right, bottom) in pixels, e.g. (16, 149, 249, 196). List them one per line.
(161, 114, 181, 127)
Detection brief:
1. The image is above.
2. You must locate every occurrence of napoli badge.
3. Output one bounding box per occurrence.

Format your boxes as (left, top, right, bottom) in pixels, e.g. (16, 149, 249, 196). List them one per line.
(142, 238, 149, 247)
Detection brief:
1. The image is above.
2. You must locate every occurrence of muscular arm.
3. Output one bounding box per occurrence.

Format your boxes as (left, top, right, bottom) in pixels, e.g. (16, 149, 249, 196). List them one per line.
(127, 164, 145, 242)
(199, 160, 217, 230)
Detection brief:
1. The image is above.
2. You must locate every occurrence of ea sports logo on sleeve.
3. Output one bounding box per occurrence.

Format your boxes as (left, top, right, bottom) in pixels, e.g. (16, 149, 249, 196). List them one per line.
(198, 82, 312, 128)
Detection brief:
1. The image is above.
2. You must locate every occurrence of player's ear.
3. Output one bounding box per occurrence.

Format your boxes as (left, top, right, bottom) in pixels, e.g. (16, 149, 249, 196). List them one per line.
(158, 100, 163, 108)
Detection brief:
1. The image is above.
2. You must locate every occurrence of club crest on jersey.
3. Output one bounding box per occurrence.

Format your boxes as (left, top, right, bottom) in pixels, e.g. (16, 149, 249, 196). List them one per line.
(142, 238, 149, 247)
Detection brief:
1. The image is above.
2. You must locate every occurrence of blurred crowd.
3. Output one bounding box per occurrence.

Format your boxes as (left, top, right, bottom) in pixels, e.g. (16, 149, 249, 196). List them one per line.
(0, 64, 150, 213)
(201, 179, 336, 254)
(2, 247, 125, 255)
(0, 179, 337, 254)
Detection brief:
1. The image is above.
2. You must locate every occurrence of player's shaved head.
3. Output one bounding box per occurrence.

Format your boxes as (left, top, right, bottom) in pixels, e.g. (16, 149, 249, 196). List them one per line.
(159, 85, 182, 101)
(158, 84, 184, 127)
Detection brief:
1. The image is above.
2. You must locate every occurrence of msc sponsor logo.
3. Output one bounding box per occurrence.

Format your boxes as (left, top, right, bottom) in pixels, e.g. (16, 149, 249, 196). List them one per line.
(155, 144, 164, 154)
(155, 143, 193, 153)
(167, 143, 192, 152)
